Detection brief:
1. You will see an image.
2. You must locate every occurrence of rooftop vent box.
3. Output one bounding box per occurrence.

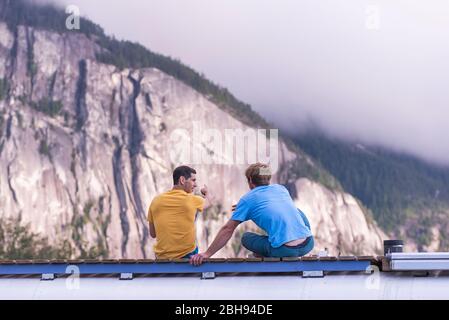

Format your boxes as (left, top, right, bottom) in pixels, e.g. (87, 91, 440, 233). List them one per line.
(384, 240, 404, 256)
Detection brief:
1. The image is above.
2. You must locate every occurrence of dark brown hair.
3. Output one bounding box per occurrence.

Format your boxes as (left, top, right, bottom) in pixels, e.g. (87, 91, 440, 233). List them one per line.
(173, 165, 196, 185)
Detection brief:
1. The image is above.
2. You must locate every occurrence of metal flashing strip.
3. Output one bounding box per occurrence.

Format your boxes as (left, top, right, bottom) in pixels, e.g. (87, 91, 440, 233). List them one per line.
(0, 258, 372, 276)
(390, 260, 449, 271)
(387, 252, 449, 271)
(387, 252, 449, 260)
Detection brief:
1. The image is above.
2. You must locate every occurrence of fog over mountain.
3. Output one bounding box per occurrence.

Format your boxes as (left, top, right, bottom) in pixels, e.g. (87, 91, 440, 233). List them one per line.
(36, 0, 449, 166)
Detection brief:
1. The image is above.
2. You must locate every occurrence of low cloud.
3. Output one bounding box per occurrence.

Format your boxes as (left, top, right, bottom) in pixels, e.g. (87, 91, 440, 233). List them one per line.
(45, 0, 449, 165)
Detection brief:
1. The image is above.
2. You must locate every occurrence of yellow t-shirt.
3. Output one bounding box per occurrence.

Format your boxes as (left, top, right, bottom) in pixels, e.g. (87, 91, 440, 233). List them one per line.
(148, 189, 205, 259)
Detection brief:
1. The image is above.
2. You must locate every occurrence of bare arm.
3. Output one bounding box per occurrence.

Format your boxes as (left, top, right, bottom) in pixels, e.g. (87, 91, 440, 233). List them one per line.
(200, 185, 213, 210)
(149, 222, 156, 238)
(190, 220, 241, 266)
(204, 220, 241, 257)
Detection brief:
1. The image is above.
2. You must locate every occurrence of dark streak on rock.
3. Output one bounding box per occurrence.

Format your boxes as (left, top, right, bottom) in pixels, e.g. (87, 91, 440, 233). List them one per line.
(8, 26, 18, 81)
(128, 74, 149, 256)
(145, 92, 152, 111)
(75, 59, 88, 131)
(48, 71, 57, 98)
(112, 137, 129, 256)
(6, 114, 12, 140)
(25, 27, 36, 96)
(7, 161, 18, 204)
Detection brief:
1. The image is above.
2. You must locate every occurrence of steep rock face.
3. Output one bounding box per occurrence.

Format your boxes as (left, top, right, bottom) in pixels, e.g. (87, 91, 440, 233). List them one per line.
(294, 178, 386, 256)
(0, 22, 385, 258)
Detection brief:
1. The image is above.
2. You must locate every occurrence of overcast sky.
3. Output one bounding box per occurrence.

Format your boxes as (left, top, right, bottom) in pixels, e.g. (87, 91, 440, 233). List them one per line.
(45, 0, 449, 166)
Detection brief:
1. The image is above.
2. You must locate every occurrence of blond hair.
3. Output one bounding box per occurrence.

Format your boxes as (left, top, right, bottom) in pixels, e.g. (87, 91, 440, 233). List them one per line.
(245, 163, 272, 186)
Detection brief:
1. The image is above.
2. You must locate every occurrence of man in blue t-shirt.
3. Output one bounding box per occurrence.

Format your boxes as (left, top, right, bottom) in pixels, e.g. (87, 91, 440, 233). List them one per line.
(190, 163, 314, 265)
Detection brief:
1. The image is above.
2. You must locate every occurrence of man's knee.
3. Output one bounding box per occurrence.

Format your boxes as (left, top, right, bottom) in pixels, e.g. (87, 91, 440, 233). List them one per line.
(241, 232, 253, 248)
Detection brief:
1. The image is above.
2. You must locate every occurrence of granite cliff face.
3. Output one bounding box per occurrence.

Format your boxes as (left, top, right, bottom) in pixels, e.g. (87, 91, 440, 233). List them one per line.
(0, 21, 386, 258)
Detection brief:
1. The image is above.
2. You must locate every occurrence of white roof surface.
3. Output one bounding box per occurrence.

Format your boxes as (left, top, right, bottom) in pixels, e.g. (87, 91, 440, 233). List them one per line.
(2, 273, 449, 300)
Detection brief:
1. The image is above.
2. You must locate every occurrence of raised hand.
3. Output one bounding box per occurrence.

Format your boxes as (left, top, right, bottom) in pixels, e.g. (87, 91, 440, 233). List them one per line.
(200, 184, 208, 197)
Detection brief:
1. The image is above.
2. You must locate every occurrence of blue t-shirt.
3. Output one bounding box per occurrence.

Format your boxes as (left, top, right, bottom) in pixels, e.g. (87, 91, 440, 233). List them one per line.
(231, 184, 312, 248)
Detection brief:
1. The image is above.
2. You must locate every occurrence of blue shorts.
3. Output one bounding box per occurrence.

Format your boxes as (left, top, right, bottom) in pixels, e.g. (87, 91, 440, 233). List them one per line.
(181, 247, 199, 259)
(241, 232, 314, 258)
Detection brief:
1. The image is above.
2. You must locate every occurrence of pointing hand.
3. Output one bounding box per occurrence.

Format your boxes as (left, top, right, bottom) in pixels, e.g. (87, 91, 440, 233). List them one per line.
(201, 185, 208, 197)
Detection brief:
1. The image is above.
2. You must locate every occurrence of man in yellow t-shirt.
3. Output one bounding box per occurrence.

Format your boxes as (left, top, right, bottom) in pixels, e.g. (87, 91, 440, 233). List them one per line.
(147, 165, 210, 259)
